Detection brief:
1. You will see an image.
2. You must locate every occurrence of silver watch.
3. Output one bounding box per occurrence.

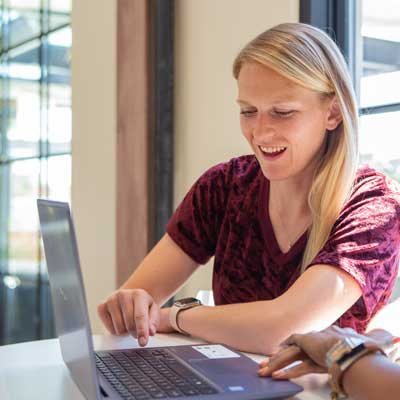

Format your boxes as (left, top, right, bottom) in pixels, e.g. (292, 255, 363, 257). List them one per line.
(169, 297, 202, 334)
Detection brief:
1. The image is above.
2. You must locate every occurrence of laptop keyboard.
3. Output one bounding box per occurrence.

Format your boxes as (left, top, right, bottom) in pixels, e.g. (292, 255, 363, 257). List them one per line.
(95, 348, 219, 399)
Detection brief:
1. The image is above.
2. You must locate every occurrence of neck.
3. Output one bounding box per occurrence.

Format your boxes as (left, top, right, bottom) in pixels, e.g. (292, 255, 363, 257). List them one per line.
(269, 174, 313, 218)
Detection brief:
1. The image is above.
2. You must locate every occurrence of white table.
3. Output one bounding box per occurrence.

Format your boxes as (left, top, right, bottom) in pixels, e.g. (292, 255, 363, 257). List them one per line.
(0, 333, 330, 399)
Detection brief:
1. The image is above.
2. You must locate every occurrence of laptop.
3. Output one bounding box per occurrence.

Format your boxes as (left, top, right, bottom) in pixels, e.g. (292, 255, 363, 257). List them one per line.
(37, 199, 302, 400)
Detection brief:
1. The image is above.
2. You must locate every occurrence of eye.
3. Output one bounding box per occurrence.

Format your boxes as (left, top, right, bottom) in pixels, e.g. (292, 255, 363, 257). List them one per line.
(271, 109, 294, 118)
(240, 109, 257, 117)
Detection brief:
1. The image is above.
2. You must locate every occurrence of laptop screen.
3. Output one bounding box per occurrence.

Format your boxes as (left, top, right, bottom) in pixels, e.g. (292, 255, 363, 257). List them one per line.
(37, 199, 100, 400)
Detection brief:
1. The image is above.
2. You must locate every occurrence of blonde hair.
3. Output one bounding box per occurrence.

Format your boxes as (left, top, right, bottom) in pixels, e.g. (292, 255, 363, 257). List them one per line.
(233, 23, 359, 272)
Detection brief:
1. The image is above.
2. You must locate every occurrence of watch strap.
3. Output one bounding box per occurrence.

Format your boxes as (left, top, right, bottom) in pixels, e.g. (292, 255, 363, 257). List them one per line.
(169, 300, 202, 335)
(169, 304, 187, 334)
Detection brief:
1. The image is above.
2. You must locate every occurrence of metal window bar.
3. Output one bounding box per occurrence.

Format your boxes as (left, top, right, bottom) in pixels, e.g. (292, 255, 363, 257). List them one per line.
(0, 0, 11, 344)
(360, 103, 400, 116)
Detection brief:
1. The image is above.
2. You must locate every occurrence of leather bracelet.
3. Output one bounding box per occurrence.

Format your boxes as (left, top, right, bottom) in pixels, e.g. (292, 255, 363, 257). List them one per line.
(329, 342, 384, 399)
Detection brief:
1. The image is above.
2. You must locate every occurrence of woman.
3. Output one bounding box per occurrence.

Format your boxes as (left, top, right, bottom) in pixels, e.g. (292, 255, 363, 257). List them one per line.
(98, 23, 400, 354)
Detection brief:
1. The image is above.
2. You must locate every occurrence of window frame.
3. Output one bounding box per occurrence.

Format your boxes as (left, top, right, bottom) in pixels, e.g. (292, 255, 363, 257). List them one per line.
(0, 0, 71, 344)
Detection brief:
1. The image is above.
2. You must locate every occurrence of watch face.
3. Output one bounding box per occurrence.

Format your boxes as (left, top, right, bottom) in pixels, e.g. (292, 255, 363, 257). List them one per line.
(175, 297, 201, 307)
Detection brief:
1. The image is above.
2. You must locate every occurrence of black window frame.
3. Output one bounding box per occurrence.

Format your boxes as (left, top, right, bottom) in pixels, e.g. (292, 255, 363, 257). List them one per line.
(300, 0, 400, 116)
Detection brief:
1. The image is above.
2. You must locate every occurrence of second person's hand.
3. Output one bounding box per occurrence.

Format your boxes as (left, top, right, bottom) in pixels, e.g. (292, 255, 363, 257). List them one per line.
(258, 326, 370, 379)
(97, 288, 160, 346)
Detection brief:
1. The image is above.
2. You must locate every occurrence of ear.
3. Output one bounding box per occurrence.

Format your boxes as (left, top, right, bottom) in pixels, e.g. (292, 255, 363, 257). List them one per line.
(325, 97, 342, 131)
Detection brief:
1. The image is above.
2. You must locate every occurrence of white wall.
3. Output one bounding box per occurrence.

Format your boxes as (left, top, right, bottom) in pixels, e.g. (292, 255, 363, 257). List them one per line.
(71, 0, 116, 334)
(174, 0, 299, 298)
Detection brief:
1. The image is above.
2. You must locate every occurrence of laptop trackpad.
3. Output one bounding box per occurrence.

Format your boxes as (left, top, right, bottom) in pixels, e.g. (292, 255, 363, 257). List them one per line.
(189, 357, 303, 397)
(190, 357, 271, 392)
(191, 358, 254, 376)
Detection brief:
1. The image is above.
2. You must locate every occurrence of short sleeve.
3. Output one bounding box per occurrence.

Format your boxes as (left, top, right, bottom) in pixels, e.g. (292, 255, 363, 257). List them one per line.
(309, 173, 400, 331)
(166, 162, 233, 265)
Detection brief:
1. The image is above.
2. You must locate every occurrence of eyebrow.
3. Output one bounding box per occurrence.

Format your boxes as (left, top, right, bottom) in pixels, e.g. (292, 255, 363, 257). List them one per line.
(236, 98, 300, 106)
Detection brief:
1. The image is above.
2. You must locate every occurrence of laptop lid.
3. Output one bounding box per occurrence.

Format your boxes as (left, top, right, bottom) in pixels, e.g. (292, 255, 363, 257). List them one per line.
(37, 199, 101, 400)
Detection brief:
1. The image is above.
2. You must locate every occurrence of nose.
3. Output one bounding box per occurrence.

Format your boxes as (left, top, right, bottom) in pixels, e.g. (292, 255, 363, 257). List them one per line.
(253, 112, 275, 140)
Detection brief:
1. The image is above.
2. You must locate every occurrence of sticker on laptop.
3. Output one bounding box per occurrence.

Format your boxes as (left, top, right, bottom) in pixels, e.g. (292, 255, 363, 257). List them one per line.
(192, 345, 241, 359)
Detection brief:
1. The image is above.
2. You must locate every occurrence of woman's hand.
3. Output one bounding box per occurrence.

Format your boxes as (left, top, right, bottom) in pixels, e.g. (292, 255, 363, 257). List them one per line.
(258, 325, 394, 380)
(97, 288, 160, 346)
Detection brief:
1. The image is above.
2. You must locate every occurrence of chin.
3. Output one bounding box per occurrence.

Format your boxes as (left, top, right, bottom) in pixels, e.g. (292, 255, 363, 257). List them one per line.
(259, 166, 290, 182)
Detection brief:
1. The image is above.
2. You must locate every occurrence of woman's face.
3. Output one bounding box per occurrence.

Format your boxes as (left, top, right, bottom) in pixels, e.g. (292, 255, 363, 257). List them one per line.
(237, 62, 340, 183)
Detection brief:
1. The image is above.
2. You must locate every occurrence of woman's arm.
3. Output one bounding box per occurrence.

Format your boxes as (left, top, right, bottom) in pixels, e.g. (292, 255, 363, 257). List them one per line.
(166, 264, 361, 354)
(97, 233, 199, 345)
(120, 233, 199, 303)
(342, 353, 400, 400)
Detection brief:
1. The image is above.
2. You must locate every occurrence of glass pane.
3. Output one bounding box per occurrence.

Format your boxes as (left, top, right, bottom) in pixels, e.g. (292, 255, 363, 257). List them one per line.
(1, 274, 55, 344)
(0, 163, 9, 272)
(7, 41, 40, 159)
(0, 56, 4, 156)
(361, 0, 400, 108)
(48, 26, 71, 84)
(47, 27, 71, 153)
(40, 154, 71, 201)
(38, 155, 71, 280)
(359, 111, 400, 182)
(1, 275, 39, 344)
(0, 5, 6, 53)
(49, 0, 71, 30)
(8, 158, 40, 277)
(8, 0, 41, 48)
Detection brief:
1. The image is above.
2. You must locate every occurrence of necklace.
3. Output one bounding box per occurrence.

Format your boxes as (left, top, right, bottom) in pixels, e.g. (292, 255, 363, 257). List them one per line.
(275, 206, 293, 251)
(275, 205, 311, 252)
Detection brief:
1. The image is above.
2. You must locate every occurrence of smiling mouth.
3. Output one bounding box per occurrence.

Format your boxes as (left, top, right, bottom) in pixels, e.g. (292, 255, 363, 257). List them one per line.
(259, 145, 287, 157)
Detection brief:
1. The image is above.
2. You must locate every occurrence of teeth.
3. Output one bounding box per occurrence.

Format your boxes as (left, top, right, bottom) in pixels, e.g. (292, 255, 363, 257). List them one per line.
(260, 146, 286, 154)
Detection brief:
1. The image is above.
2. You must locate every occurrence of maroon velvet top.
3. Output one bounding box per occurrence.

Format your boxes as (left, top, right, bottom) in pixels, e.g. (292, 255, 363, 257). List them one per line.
(166, 155, 400, 332)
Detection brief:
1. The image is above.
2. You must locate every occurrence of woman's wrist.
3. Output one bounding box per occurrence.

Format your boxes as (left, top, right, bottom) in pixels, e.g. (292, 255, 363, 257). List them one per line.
(176, 304, 206, 336)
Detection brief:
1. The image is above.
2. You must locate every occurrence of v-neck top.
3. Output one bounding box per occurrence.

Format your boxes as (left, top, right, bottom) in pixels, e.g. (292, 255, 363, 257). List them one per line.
(166, 155, 400, 333)
(258, 176, 308, 265)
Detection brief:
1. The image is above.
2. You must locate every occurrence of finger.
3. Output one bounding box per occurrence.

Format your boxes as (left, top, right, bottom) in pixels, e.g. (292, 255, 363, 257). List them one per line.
(281, 333, 305, 347)
(97, 303, 116, 335)
(119, 293, 136, 337)
(133, 293, 151, 346)
(271, 359, 325, 380)
(106, 296, 127, 335)
(148, 301, 159, 336)
(259, 358, 270, 368)
(258, 345, 305, 376)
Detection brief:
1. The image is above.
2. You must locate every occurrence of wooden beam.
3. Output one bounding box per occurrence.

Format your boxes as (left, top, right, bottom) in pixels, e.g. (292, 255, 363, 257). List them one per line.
(117, 0, 150, 286)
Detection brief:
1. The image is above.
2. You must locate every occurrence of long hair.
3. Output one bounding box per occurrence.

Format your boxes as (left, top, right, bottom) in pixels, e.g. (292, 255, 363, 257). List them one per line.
(233, 23, 359, 272)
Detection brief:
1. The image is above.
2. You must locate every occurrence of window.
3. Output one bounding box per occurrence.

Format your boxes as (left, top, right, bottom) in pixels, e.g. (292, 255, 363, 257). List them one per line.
(359, 0, 400, 182)
(300, 0, 400, 300)
(0, 0, 71, 344)
(360, 0, 400, 299)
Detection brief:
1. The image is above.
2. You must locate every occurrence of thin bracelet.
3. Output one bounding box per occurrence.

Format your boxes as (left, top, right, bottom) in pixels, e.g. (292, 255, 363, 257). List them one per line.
(330, 336, 400, 399)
